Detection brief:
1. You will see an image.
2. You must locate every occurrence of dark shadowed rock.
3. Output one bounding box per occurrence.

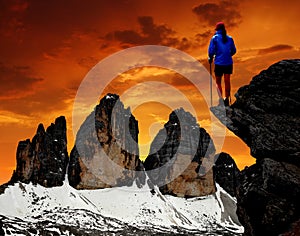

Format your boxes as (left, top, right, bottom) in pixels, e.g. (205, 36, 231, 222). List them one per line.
(237, 158, 300, 236)
(211, 59, 300, 235)
(212, 59, 300, 164)
(10, 116, 68, 187)
(213, 152, 240, 197)
(68, 93, 145, 189)
(0, 218, 4, 236)
(282, 220, 300, 235)
(144, 108, 216, 197)
(67, 147, 82, 189)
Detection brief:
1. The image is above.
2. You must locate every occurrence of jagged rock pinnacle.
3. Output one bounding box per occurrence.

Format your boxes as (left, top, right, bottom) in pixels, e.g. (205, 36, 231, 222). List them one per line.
(68, 93, 145, 189)
(144, 108, 216, 197)
(10, 116, 68, 187)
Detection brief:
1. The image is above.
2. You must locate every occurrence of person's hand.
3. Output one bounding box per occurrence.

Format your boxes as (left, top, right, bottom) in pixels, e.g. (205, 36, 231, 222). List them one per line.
(208, 57, 213, 64)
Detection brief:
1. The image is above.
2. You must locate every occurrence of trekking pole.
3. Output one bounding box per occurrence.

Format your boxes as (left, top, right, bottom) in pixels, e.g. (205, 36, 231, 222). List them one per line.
(209, 62, 213, 107)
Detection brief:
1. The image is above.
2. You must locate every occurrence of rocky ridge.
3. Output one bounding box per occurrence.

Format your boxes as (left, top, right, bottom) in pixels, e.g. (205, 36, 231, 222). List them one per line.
(212, 59, 300, 235)
(0, 96, 243, 234)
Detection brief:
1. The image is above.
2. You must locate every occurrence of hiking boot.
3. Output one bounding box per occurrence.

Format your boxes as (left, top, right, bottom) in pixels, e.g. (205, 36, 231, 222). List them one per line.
(224, 97, 230, 106)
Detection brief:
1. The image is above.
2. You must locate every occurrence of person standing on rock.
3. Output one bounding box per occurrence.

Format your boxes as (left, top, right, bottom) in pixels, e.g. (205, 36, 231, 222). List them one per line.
(208, 22, 236, 106)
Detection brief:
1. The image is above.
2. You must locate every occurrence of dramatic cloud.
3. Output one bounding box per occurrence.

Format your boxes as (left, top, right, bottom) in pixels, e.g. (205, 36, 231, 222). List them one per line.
(0, 63, 43, 99)
(105, 16, 193, 50)
(0, 0, 29, 38)
(192, 1, 242, 28)
(0, 0, 299, 184)
(77, 56, 99, 69)
(0, 110, 35, 126)
(0, 86, 73, 122)
(0, 63, 75, 118)
(195, 30, 213, 47)
(258, 44, 294, 55)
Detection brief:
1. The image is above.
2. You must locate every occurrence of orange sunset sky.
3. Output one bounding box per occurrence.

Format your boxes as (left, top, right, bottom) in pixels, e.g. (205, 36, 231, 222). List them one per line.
(0, 0, 300, 184)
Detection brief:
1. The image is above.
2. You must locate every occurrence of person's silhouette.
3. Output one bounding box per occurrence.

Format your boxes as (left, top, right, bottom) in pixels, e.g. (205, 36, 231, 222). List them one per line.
(208, 22, 236, 106)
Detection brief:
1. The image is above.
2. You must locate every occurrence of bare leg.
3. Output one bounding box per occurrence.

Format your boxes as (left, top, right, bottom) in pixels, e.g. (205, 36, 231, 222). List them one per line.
(224, 74, 231, 98)
(216, 75, 223, 97)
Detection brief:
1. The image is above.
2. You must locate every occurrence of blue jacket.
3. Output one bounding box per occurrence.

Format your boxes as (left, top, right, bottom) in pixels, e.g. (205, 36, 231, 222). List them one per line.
(208, 30, 236, 66)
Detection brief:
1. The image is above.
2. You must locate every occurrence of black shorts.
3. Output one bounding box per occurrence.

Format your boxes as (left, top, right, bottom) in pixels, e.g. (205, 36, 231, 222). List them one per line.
(214, 64, 233, 76)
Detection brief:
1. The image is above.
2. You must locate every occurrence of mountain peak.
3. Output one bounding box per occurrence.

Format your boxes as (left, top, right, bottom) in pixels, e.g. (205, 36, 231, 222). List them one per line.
(144, 108, 216, 197)
(10, 116, 68, 187)
(100, 93, 119, 105)
(36, 123, 45, 135)
(166, 107, 198, 127)
(213, 152, 240, 197)
(68, 93, 145, 189)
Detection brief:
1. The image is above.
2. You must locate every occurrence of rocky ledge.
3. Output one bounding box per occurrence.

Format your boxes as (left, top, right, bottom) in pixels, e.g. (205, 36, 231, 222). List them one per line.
(212, 59, 300, 235)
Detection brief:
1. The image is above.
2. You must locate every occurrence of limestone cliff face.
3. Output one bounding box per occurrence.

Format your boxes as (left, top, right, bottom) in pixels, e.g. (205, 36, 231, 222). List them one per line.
(10, 116, 68, 187)
(68, 94, 145, 189)
(212, 59, 300, 236)
(144, 108, 216, 197)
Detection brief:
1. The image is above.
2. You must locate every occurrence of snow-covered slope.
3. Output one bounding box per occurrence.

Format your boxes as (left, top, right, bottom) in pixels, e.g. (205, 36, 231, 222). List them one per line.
(0, 180, 243, 235)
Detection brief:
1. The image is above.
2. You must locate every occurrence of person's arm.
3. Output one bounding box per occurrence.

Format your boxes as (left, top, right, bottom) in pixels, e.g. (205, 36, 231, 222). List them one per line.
(230, 38, 236, 56)
(208, 37, 215, 63)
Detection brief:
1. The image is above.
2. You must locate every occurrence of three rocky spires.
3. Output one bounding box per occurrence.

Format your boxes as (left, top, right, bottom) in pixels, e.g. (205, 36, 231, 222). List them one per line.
(10, 93, 226, 198)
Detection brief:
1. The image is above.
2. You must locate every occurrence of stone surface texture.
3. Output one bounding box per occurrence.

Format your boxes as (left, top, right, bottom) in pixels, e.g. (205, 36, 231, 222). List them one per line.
(144, 108, 216, 197)
(68, 94, 145, 189)
(212, 59, 300, 235)
(10, 116, 68, 187)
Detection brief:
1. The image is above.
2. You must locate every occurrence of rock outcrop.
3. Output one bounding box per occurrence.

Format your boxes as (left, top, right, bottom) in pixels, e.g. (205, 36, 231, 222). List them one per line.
(0, 219, 4, 236)
(10, 116, 68, 187)
(213, 152, 240, 197)
(212, 59, 300, 164)
(68, 94, 145, 189)
(237, 158, 300, 236)
(211, 59, 300, 235)
(144, 108, 216, 197)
